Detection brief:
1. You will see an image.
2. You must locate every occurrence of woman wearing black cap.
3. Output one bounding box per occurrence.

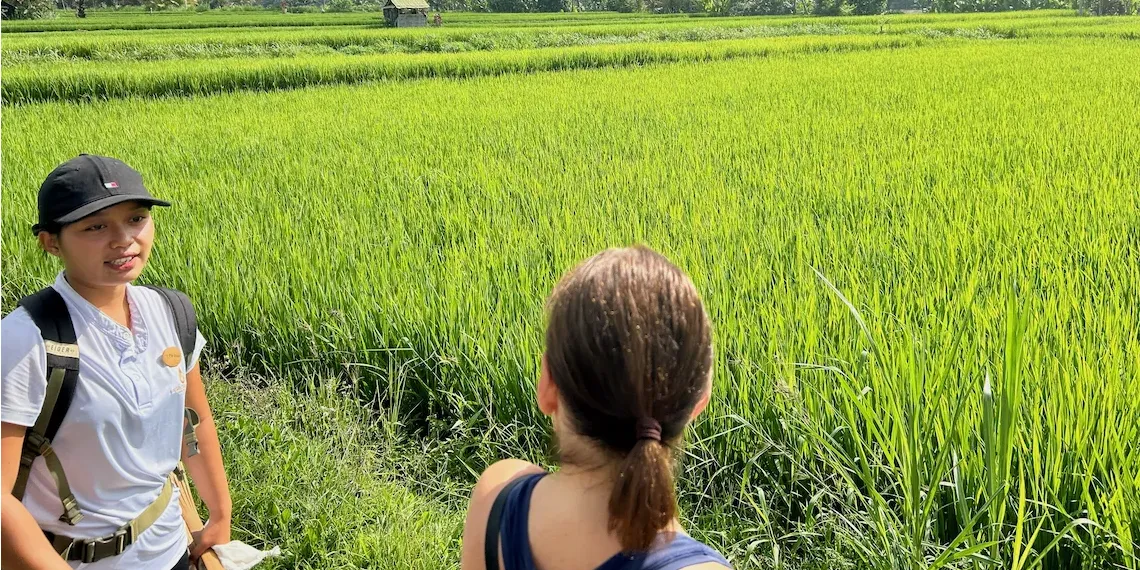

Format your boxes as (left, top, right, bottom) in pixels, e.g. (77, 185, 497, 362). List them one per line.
(461, 246, 732, 570)
(1, 155, 232, 569)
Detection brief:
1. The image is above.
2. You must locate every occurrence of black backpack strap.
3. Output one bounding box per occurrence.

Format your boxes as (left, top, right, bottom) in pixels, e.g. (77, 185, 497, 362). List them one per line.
(141, 285, 197, 370)
(142, 285, 203, 461)
(484, 475, 530, 570)
(17, 288, 80, 442)
(14, 287, 84, 525)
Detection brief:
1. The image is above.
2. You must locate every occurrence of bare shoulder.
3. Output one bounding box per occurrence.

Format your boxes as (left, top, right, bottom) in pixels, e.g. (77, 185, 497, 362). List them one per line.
(460, 459, 546, 570)
(472, 459, 545, 500)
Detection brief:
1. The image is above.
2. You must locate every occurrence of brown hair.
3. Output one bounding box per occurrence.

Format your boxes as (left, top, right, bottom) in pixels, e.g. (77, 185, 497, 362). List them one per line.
(544, 245, 714, 552)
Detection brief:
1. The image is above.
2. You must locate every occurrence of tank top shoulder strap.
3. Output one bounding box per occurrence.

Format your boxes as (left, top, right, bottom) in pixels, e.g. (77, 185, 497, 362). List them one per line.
(487, 472, 546, 570)
(637, 534, 732, 570)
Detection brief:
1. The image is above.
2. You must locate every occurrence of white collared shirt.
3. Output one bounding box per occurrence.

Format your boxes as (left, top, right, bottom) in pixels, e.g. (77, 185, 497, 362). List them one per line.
(2, 272, 205, 569)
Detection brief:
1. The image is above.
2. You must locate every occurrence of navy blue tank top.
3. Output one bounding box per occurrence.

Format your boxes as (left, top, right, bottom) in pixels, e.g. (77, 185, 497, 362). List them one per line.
(493, 473, 731, 570)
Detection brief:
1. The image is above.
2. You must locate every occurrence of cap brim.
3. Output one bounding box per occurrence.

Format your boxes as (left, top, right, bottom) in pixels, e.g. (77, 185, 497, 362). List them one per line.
(54, 195, 171, 225)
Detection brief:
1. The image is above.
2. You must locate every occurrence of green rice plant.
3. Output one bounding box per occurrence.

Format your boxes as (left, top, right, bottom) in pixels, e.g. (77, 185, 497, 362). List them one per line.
(0, 34, 924, 103)
(0, 23, 851, 64)
(0, 10, 380, 33)
(0, 7, 1079, 34)
(0, 9, 708, 33)
(0, 9, 1088, 60)
(0, 21, 860, 64)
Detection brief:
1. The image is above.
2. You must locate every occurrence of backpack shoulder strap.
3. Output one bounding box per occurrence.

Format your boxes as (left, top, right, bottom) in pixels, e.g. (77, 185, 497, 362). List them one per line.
(16, 288, 80, 445)
(484, 475, 531, 570)
(14, 287, 84, 525)
(141, 285, 197, 368)
(141, 286, 204, 461)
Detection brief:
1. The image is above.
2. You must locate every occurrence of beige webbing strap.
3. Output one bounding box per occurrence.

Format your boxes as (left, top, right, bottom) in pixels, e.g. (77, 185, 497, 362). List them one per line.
(40, 444, 83, 525)
(15, 367, 83, 525)
(14, 368, 66, 498)
(33, 368, 66, 434)
(52, 477, 174, 563)
(129, 477, 174, 538)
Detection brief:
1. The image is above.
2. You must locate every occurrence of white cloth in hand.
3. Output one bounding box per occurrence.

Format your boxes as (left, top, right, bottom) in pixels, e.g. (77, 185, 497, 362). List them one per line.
(210, 541, 282, 570)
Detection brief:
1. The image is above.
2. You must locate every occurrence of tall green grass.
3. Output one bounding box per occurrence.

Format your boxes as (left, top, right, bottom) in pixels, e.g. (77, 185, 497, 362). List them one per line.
(3, 37, 1137, 569)
(208, 372, 465, 569)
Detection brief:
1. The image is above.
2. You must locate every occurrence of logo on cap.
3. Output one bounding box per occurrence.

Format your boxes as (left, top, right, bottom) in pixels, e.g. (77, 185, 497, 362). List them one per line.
(104, 181, 119, 189)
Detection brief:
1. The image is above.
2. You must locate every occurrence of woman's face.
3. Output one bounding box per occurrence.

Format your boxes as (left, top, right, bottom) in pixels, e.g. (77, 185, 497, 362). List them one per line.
(39, 201, 155, 289)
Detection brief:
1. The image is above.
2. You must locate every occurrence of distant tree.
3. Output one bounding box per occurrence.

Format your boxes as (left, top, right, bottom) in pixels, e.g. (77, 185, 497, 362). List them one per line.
(812, 0, 841, 14)
(848, 0, 882, 14)
(488, 0, 531, 11)
(1081, 0, 1137, 13)
(646, 0, 695, 12)
(569, 0, 604, 9)
(703, 0, 731, 14)
(11, 0, 55, 16)
(536, 0, 566, 10)
(142, 0, 182, 9)
(75, 0, 85, 16)
(728, 0, 793, 15)
(604, 0, 640, 11)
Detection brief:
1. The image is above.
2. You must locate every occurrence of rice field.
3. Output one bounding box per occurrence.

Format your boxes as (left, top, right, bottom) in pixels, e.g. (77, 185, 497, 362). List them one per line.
(5, 10, 1128, 65)
(2, 9, 1138, 570)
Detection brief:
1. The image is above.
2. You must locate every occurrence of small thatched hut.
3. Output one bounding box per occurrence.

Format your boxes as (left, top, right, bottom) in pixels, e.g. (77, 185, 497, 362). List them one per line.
(383, 0, 429, 27)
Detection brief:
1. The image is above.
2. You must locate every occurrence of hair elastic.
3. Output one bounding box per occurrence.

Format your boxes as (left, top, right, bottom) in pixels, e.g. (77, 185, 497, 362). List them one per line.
(636, 417, 662, 442)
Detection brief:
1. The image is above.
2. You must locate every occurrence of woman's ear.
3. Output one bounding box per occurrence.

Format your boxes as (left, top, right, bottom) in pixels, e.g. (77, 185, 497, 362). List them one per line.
(689, 369, 714, 421)
(38, 231, 62, 258)
(537, 353, 559, 417)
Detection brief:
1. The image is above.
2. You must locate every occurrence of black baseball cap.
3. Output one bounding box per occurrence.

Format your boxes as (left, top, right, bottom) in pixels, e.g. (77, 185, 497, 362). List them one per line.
(33, 154, 171, 234)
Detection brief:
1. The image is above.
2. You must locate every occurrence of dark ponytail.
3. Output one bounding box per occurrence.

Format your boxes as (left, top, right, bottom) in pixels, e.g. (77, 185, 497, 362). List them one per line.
(609, 437, 676, 551)
(545, 245, 713, 553)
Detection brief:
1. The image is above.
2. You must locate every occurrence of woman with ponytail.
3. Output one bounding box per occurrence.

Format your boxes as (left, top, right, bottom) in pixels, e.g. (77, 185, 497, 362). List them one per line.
(461, 246, 731, 570)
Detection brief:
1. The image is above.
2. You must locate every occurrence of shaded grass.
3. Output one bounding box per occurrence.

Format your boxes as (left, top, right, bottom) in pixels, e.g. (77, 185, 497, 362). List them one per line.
(207, 371, 465, 569)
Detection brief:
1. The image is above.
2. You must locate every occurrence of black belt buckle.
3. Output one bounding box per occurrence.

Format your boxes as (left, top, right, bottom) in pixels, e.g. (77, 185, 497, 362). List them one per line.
(111, 526, 134, 554)
(82, 540, 97, 563)
(80, 527, 131, 563)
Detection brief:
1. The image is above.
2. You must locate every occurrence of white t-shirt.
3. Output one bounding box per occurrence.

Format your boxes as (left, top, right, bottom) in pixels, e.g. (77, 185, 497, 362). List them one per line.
(2, 272, 206, 570)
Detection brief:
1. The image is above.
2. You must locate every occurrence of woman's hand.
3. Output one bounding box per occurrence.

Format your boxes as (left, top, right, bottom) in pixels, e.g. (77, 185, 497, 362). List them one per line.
(190, 516, 231, 563)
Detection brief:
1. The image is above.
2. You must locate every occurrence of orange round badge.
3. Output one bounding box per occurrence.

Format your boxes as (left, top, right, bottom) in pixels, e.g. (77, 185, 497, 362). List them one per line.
(162, 347, 182, 368)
